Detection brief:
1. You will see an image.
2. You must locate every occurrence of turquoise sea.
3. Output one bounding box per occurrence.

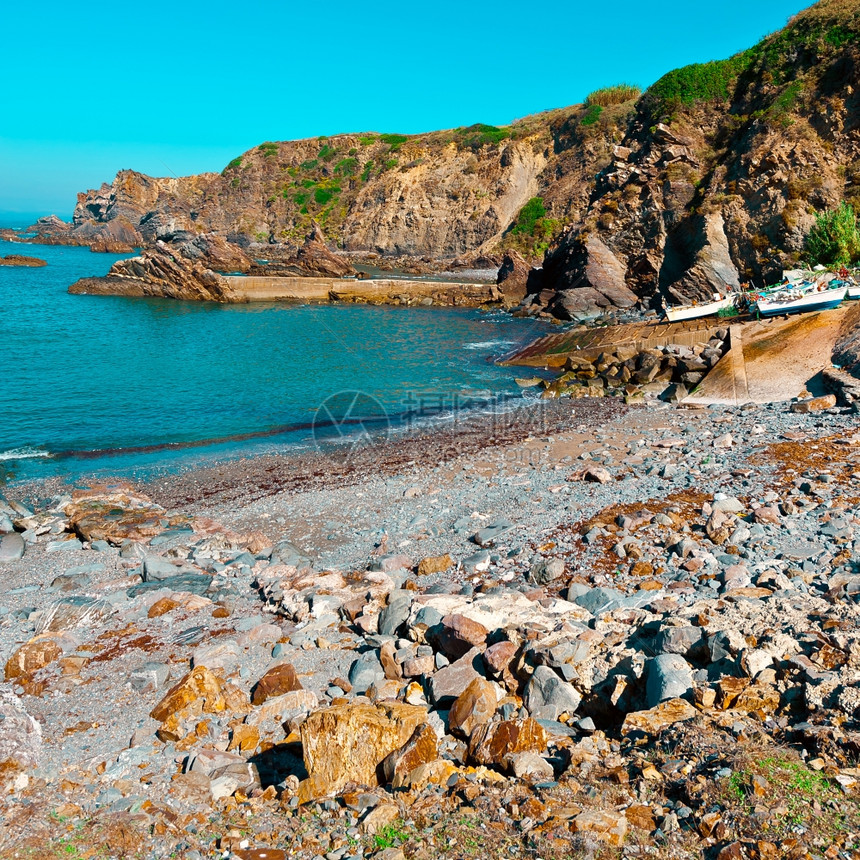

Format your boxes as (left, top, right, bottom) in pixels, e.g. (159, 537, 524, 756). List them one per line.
(0, 236, 553, 483)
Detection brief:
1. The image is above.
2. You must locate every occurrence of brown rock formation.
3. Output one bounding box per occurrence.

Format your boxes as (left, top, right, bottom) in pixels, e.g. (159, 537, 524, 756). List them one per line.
(0, 255, 47, 267)
(299, 702, 428, 799)
(293, 222, 354, 277)
(496, 250, 533, 306)
(68, 233, 250, 302)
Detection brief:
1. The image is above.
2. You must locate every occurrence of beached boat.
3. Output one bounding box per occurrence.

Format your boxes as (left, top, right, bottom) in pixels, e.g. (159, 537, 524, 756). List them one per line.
(848, 284, 860, 300)
(756, 284, 847, 317)
(663, 293, 736, 322)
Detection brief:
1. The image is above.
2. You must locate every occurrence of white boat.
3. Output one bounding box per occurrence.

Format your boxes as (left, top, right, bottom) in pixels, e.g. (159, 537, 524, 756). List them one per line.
(756, 285, 847, 317)
(848, 285, 860, 300)
(664, 294, 736, 322)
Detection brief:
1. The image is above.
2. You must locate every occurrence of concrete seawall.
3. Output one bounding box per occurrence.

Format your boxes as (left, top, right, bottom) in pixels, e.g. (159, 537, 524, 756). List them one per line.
(222, 276, 498, 305)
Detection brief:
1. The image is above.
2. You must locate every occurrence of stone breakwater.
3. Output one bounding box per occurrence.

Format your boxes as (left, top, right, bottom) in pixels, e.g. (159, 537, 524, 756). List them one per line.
(1, 399, 860, 858)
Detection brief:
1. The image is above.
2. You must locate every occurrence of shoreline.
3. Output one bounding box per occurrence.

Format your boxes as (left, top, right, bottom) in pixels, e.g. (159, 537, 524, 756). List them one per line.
(11, 397, 626, 513)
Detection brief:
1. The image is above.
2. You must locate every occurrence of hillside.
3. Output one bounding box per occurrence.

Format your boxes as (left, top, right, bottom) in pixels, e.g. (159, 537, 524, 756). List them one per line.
(41, 106, 635, 264)
(531, 0, 860, 315)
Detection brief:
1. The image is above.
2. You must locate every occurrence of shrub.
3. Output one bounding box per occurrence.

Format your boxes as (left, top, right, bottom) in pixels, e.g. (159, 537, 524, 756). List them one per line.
(314, 185, 340, 205)
(300, 159, 318, 171)
(585, 84, 641, 107)
(334, 157, 358, 177)
(380, 133, 409, 151)
(258, 142, 279, 158)
(805, 202, 860, 266)
(581, 104, 604, 126)
(456, 124, 511, 149)
(224, 156, 243, 171)
(510, 197, 547, 235)
(359, 135, 378, 146)
(648, 51, 754, 112)
(318, 144, 337, 162)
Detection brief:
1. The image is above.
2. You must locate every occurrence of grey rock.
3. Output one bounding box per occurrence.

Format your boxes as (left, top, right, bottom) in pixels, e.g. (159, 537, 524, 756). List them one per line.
(656, 626, 705, 660)
(0, 512, 13, 534)
(565, 583, 591, 601)
(0, 532, 25, 562)
(36, 596, 114, 633)
(462, 550, 491, 572)
(0, 688, 41, 784)
(127, 573, 212, 598)
(573, 586, 624, 615)
(46, 538, 82, 553)
(129, 662, 170, 693)
(472, 519, 515, 547)
(51, 572, 92, 592)
(645, 654, 693, 708)
(428, 647, 483, 706)
(378, 590, 413, 637)
(348, 652, 385, 693)
(506, 752, 555, 780)
(524, 666, 582, 720)
(143, 556, 195, 582)
(528, 557, 565, 585)
(191, 640, 242, 673)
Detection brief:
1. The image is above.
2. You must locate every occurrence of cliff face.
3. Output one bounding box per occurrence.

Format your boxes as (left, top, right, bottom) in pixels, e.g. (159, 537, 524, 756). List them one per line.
(532, 0, 860, 314)
(63, 111, 627, 262)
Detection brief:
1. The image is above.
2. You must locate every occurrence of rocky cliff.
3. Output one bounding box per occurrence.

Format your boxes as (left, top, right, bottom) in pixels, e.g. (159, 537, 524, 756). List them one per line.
(525, 0, 860, 317)
(57, 110, 629, 265)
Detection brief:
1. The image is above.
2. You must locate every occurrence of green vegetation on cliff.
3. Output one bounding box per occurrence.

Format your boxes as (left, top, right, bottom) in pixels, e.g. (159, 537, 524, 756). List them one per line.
(505, 197, 560, 259)
(805, 202, 860, 265)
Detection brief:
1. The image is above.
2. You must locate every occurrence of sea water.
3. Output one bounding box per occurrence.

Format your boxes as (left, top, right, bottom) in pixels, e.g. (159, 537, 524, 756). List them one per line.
(0, 238, 553, 483)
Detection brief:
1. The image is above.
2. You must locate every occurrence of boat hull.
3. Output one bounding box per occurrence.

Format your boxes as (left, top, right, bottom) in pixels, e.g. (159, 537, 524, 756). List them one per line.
(665, 296, 734, 322)
(756, 286, 847, 317)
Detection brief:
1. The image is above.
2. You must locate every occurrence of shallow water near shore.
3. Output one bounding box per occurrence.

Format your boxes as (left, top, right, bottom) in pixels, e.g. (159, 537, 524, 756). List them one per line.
(1, 239, 554, 484)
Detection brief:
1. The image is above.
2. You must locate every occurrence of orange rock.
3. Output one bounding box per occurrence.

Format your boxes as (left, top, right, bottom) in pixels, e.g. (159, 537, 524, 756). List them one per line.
(732, 682, 780, 714)
(621, 698, 698, 736)
(150, 666, 248, 722)
(381, 723, 439, 787)
(625, 804, 656, 831)
(570, 809, 628, 846)
(718, 677, 749, 709)
(148, 597, 180, 618)
(468, 718, 548, 766)
(630, 562, 654, 577)
(251, 663, 302, 706)
(448, 678, 497, 739)
(299, 702, 428, 800)
(790, 395, 836, 413)
(5, 634, 64, 680)
(417, 554, 453, 576)
(229, 724, 261, 753)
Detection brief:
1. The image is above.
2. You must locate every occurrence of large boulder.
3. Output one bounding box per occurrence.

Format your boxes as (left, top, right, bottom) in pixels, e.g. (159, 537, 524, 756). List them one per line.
(299, 702, 428, 800)
(68, 233, 249, 302)
(294, 222, 355, 278)
(496, 250, 534, 305)
(664, 213, 740, 304)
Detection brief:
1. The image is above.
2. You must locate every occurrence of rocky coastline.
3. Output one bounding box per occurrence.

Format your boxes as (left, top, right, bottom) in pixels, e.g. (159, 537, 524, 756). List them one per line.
(2, 393, 860, 859)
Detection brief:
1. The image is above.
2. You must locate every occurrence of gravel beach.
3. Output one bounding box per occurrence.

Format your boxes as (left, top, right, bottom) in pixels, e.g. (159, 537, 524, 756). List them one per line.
(2, 396, 860, 860)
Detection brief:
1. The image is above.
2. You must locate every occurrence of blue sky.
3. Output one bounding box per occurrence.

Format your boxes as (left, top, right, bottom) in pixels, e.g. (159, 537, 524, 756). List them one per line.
(0, 0, 810, 216)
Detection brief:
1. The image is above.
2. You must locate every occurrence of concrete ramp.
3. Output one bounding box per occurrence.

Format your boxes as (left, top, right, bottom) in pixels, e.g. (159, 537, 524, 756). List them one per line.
(684, 306, 851, 405)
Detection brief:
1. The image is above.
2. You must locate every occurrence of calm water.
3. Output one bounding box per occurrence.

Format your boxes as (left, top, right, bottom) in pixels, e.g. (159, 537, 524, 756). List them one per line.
(0, 238, 552, 483)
